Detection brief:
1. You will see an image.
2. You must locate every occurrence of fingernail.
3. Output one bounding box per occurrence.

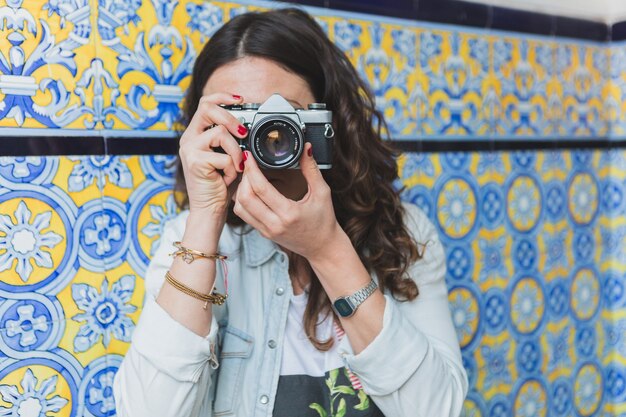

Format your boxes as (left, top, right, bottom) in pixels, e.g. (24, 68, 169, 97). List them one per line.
(307, 146, 313, 157)
(239, 160, 245, 171)
(233, 94, 242, 100)
(238, 125, 248, 135)
(243, 151, 248, 162)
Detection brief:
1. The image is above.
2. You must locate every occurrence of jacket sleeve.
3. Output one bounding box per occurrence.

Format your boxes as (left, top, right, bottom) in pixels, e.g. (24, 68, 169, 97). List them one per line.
(336, 203, 468, 417)
(113, 213, 220, 417)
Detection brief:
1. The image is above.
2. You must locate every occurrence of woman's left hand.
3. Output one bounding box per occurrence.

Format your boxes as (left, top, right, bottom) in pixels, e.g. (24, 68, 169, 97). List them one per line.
(233, 143, 342, 261)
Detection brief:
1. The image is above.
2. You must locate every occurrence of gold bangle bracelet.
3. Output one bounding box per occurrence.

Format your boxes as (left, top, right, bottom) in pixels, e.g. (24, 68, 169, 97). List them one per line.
(165, 271, 228, 309)
(170, 241, 228, 264)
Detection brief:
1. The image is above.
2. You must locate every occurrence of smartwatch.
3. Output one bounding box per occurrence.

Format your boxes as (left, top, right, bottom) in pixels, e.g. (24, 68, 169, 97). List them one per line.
(332, 279, 378, 318)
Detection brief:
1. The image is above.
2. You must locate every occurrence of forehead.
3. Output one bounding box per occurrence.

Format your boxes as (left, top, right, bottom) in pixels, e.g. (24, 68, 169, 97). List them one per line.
(202, 57, 315, 107)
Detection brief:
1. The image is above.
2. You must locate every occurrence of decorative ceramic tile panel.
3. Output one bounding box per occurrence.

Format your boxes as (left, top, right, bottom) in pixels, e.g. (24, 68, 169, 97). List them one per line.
(1, 1, 625, 417)
(0, 0, 614, 140)
(0, 150, 624, 416)
(0, 0, 97, 130)
(398, 150, 619, 417)
(489, 36, 553, 138)
(608, 42, 626, 140)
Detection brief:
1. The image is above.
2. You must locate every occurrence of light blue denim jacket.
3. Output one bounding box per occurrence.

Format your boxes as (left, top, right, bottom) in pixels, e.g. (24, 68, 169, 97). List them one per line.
(113, 203, 468, 417)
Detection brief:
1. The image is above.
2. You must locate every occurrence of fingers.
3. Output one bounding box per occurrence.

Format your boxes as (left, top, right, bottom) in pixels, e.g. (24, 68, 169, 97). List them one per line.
(241, 151, 292, 213)
(185, 92, 247, 138)
(179, 125, 243, 176)
(299, 143, 329, 197)
(181, 92, 247, 174)
(195, 125, 244, 172)
(234, 174, 282, 234)
(184, 150, 239, 186)
(232, 199, 267, 236)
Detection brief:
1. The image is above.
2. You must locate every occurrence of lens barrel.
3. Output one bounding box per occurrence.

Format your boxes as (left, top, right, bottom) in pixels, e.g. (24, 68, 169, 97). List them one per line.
(250, 116, 303, 169)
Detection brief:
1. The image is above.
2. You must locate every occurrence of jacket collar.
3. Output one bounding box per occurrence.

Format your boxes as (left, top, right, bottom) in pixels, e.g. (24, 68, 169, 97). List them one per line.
(242, 228, 281, 266)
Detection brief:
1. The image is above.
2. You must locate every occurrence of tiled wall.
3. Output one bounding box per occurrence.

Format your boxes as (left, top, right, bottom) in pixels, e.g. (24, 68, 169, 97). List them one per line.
(0, 1, 624, 416)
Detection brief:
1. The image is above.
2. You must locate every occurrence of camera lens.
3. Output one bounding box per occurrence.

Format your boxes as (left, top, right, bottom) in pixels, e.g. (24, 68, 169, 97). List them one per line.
(251, 117, 302, 169)
(264, 129, 290, 158)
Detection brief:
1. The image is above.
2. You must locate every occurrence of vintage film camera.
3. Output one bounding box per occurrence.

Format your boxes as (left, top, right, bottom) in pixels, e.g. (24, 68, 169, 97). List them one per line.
(224, 93, 334, 169)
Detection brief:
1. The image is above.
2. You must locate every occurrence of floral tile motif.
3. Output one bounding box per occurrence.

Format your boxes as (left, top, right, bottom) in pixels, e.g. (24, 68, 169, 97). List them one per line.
(0, 364, 72, 416)
(71, 355, 117, 417)
(552, 43, 608, 137)
(398, 149, 622, 415)
(398, 152, 440, 223)
(471, 226, 512, 291)
(0, 0, 617, 140)
(0, 0, 97, 129)
(487, 36, 553, 138)
(418, 30, 489, 138)
(101, 155, 178, 277)
(0, 0, 625, 416)
(474, 333, 517, 398)
(97, 155, 177, 359)
(0, 150, 623, 416)
(608, 43, 626, 139)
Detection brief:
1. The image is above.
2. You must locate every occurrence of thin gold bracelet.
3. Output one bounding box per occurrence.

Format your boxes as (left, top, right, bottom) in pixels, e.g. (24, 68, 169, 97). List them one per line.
(170, 241, 228, 264)
(165, 271, 228, 309)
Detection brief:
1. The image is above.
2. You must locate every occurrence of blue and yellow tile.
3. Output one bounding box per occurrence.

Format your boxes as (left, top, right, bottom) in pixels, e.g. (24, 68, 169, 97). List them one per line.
(417, 29, 490, 137)
(490, 36, 552, 138)
(537, 219, 572, 281)
(553, 43, 607, 138)
(0, 358, 77, 416)
(0, 0, 97, 130)
(470, 226, 513, 291)
(512, 377, 549, 417)
(474, 333, 517, 400)
(1, 1, 625, 416)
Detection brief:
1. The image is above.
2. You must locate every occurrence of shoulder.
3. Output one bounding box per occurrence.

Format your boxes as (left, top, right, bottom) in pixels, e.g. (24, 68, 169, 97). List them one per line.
(401, 202, 439, 245)
(400, 202, 446, 286)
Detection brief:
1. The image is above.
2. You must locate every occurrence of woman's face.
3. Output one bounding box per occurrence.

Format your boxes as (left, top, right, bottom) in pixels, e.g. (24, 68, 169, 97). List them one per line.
(203, 56, 317, 201)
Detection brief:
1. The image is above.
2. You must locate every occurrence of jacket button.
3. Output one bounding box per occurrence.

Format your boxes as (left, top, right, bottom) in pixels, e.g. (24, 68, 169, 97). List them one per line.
(260, 395, 269, 404)
(268, 339, 277, 349)
(275, 287, 285, 296)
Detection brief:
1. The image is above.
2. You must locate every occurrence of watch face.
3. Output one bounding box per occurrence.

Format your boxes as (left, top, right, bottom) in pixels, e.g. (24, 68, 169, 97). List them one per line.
(333, 298, 354, 317)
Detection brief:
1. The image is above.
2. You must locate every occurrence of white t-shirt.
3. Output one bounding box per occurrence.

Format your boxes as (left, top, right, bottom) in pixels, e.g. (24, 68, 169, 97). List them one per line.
(273, 291, 380, 416)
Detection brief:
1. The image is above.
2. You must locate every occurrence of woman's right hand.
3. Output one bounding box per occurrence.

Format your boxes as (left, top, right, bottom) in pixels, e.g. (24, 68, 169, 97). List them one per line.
(179, 93, 248, 218)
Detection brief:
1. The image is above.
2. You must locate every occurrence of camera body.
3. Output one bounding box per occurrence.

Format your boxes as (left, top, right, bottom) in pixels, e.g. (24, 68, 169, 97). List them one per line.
(224, 93, 334, 169)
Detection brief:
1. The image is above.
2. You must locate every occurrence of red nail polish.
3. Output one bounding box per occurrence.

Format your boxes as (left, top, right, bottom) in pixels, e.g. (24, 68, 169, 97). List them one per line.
(239, 160, 245, 171)
(243, 151, 248, 162)
(307, 147, 313, 157)
(238, 125, 248, 135)
(233, 95, 242, 100)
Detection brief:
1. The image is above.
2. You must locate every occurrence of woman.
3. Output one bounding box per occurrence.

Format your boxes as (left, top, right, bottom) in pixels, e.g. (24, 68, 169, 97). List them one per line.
(113, 7, 468, 417)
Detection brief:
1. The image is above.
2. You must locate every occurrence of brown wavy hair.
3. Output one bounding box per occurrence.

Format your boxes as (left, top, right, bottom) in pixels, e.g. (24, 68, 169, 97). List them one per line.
(174, 8, 421, 350)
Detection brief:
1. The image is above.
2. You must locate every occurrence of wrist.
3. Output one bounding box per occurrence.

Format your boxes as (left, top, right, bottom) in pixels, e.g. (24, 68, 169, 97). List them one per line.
(182, 210, 226, 253)
(306, 223, 352, 266)
(307, 224, 373, 298)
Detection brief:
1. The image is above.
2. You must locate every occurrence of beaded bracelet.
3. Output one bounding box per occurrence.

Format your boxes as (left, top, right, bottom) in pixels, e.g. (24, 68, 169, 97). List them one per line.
(165, 271, 228, 309)
(168, 241, 229, 309)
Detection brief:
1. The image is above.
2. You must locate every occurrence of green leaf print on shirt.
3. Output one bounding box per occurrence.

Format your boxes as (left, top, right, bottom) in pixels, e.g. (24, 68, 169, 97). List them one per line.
(309, 368, 371, 417)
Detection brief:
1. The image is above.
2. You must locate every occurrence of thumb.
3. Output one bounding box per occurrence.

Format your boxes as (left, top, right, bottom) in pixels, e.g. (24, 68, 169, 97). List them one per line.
(299, 143, 324, 190)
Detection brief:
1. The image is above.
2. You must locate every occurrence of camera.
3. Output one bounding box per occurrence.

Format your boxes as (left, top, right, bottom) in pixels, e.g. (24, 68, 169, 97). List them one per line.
(223, 93, 334, 169)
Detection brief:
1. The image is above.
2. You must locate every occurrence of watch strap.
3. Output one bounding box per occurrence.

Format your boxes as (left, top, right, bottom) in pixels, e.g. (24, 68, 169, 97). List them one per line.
(347, 279, 378, 310)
